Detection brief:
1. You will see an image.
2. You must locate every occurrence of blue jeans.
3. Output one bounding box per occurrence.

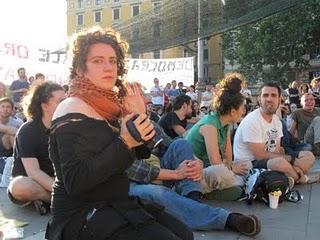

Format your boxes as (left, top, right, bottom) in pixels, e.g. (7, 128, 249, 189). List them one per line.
(281, 119, 312, 156)
(286, 143, 312, 156)
(129, 183, 229, 230)
(160, 138, 201, 196)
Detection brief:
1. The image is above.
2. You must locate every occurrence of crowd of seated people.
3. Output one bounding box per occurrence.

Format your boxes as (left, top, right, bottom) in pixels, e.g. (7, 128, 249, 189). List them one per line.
(1, 29, 320, 239)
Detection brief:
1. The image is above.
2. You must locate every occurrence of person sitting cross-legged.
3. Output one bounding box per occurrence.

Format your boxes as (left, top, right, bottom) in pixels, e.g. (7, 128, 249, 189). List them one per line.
(127, 138, 261, 237)
(186, 73, 251, 197)
(289, 93, 320, 156)
(234, 82, 315, 185)
(8, 82, 66, 215)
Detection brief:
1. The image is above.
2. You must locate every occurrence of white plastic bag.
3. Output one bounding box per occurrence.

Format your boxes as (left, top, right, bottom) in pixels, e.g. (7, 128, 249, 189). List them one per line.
(0, 156, 13, 188)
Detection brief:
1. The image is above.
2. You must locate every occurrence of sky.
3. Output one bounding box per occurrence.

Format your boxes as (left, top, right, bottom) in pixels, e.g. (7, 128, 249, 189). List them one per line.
(0, 0, 68, 84)
(0, 0, 67, 48)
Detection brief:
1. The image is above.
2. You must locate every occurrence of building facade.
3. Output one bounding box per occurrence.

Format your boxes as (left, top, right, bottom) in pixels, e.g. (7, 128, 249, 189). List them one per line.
(66, 0, 223, 83)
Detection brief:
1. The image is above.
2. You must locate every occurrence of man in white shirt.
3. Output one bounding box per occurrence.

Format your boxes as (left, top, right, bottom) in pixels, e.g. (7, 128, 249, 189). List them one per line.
(150, 78, 164, 108)
(233, 83, 315, 184)
(200, 84, 213, 108)
(186, 85, 198, 101)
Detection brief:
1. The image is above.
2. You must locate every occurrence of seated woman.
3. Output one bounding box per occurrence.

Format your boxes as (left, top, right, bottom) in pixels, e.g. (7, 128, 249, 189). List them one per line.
(186, 73, 251, 194)
(45, 27, 192, 240)
(186, 100, 204, 129)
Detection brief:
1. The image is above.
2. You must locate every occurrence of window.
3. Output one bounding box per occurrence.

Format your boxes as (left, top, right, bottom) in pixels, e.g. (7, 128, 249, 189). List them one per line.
(95, 11, 101, 23)
(153, 22, 161, 37)
(183, 48, 188, 57)
(132, 27, 139, 39)
(202, 19, 209, 32)
(132, 5, 140, 17)
(204, 65, 209, 77)
(153, 2, 161, 12)
(203, 38, 208, 46)
(310, 46, 320, 59)
(204, 49, 209, 61)
(95, 0, 102, 6)
(112, 8, 120, 20)
(183, 48, 193, 57)
(153, 50, 160, 59)
(113, 0, 120, 2)
(77, 14, 84, 26)
(78, 0, 84, 8)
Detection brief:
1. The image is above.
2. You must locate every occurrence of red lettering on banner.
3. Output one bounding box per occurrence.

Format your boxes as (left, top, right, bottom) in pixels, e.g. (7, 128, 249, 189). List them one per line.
(4, 43, 15, 56)
(17, 45, 29, 59)
(2, 42, 29, 59)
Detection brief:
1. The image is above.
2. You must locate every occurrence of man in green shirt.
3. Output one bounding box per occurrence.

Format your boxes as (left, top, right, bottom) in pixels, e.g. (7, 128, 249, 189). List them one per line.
(290, 93, 320, 155)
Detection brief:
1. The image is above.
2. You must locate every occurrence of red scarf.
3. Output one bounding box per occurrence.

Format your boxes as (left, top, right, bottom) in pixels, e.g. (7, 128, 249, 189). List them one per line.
(69, 76, 124, 121)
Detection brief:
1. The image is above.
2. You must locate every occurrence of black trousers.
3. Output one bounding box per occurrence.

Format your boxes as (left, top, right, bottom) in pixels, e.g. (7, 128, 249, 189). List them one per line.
(62, 201, 193, 240)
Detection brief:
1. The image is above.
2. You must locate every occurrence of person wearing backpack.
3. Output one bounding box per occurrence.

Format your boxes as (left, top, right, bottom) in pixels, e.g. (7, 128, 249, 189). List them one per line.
(233, 82, 315, 185)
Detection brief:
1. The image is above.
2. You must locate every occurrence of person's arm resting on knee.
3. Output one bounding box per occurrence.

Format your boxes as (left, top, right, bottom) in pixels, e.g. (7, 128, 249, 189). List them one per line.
(22, 158, 54, 192)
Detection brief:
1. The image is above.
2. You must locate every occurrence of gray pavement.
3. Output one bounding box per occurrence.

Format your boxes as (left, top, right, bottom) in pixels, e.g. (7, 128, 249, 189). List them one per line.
(1, 160, 320, 239)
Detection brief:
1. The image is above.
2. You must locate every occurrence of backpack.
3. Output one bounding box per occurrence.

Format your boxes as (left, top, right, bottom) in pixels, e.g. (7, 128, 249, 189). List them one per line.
(244, 169, 302, 205)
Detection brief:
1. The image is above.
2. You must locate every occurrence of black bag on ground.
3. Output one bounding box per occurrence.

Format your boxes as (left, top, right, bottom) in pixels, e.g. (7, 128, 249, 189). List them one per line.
(247, 170, 291, 205)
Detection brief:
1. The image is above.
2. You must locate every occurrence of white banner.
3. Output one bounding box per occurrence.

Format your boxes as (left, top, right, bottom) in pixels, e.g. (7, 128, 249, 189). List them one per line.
(0, 39, 194, 92)
(126, 57, 194, 92)
(0, 40, 68, 86)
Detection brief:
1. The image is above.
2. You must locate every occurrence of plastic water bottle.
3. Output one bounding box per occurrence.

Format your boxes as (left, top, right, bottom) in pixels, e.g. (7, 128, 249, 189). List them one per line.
(0, 157, 13, 188)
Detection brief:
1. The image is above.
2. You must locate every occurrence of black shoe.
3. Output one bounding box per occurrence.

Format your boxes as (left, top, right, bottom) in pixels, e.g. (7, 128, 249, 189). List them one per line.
(226, 213, 261, 237)
(33, 200, 51, 216)
(185, 191, 203, 202)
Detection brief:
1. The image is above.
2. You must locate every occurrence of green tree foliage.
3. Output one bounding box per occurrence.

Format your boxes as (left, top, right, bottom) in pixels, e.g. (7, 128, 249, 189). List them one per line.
(223, 0, 320, 87)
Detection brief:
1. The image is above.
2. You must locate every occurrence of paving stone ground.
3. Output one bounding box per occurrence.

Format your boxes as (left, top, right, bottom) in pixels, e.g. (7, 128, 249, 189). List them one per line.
(1, 160, 320, 239)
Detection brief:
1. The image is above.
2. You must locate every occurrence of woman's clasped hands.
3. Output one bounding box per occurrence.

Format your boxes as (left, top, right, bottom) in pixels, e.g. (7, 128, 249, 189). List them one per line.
(120, 113, 155, 149)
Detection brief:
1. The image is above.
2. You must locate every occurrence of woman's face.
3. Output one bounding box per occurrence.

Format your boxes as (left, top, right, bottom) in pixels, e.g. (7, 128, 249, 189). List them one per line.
(193, 102, 199, 111)
(83, 43, 118, 90)
(231, 103, 245, 123)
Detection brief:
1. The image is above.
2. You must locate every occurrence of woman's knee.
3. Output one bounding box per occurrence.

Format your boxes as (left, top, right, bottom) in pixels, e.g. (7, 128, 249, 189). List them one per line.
(203, 165, 236, 190)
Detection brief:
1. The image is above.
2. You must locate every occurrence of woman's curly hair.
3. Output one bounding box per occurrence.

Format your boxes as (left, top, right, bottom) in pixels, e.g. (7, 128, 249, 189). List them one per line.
(69, 27, 129, 97)
(212, 72, 245, 116)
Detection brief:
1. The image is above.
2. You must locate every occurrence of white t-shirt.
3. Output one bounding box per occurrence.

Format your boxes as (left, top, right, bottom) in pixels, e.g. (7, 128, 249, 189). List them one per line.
(200, 91, 213, 107)
(1, 117, 23, 130)
(186, 92, 198, 101)
(150, 86, 164, 105)
(233, 108, 283, 162)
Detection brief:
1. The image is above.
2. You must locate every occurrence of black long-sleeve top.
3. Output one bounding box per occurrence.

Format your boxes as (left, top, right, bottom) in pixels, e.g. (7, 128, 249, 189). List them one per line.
(47, 113, 137, 238)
